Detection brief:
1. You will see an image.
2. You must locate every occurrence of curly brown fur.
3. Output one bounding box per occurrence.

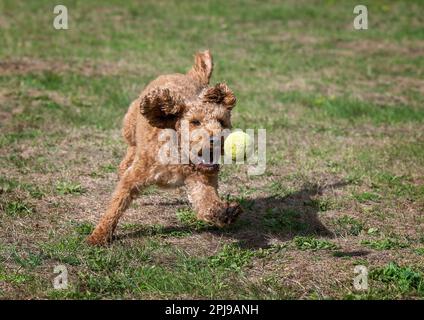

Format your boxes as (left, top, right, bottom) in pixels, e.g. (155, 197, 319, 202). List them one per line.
(87, 50, 242, 245)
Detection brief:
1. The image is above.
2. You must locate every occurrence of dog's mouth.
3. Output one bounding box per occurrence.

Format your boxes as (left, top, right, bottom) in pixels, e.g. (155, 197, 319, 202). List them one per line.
(196, 158, 220, 172)
(191, 147, 220, 173)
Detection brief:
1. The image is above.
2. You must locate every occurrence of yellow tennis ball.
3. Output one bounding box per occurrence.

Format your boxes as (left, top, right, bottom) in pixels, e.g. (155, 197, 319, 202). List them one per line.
(224, 131, 253, 161)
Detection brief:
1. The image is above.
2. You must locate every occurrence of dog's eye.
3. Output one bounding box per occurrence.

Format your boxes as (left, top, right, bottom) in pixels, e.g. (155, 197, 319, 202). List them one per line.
(218, 120, 225, 127)
(191, 120, 201, 126)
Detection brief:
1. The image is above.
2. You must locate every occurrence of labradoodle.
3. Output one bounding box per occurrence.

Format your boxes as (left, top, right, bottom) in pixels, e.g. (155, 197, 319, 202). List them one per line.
(87, 50, 242, 245)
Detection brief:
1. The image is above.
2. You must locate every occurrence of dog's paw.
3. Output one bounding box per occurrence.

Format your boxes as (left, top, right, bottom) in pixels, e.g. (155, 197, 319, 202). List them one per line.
(86, 233, 110, 246)
(209, 202, 242, 227)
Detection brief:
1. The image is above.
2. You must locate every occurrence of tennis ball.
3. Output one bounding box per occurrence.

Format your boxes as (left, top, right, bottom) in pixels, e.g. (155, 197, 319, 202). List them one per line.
(224, 131, 253, 161)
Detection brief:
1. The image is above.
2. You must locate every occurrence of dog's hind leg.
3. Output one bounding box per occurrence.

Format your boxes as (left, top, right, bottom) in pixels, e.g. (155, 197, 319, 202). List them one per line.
(87, 166, 145, 245)
(118, 146, 136, 178)
(118, 97, 140, 178)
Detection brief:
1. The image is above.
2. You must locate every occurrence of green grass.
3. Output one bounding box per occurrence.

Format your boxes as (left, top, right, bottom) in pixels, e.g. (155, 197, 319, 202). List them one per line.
(267, 181, 295, 198)
(208, 244, 254, 272)
(4, 200, 34, 217)
(55, 181, 86, 195)
(309, 198, 335, 212)
(334, 216, 364, 236)
(176, 208, 212, 230)
(370, 262, 424, 297)
(37, 232, 275, 299)
(11, 250, 43, 269)
(293, 236, 338, 251)
(278, 93, 424, 124)
(263, 208, 307, 233)
(414, 248, 424, 256)
(0, 269, 34, 285)
(0, 0, 423, 299)
(73, 221, 95, 236)
(361, 238, 409, 250)
(353, 192, 381, 203)
(0, 177, 45, 199)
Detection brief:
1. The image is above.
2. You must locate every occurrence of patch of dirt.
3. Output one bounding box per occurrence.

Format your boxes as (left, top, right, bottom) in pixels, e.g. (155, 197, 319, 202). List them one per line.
(25, 89, 71, 107)
(337, 39, 424, 58)
(0, 89, 23, 125)
(164, 234, 225, 257)
(353, 75, 424, 107)
(280, 77, 315, 92)
(0, 15, 9, 29)
(0, 58, 152, 77)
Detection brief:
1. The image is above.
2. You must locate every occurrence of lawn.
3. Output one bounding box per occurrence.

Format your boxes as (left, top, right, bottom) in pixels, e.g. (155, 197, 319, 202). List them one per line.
(0, 0, 423, 299)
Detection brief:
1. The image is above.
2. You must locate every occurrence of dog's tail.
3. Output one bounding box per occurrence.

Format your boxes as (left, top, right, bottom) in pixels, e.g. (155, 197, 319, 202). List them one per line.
(187, 50, 213, 86)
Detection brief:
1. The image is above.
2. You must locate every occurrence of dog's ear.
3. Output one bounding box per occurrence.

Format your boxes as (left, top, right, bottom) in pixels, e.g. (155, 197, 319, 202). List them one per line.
(140, 88, 186, 127)
(202, 83, 236, 109)
(188, 50, 213, 85)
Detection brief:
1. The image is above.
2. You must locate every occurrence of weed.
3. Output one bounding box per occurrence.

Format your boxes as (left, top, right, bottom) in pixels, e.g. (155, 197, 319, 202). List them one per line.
(56, 182, 86, 195)
(361, 238, 409, 250)
(370, 262, 424, 296)
(176, 208, 212, 230)
(353, 192, 381, 203)
(263, 208, 307, 232)
(4, 200, 34, 217)
(208, 244, 254, 272)
(334, 216, 364, 236)
(293, 236, 338, 251)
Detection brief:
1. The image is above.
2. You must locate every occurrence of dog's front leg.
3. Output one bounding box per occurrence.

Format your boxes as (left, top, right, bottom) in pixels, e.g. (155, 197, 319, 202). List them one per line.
(185, 175, 241, 227)
(87, 167, 144, 245)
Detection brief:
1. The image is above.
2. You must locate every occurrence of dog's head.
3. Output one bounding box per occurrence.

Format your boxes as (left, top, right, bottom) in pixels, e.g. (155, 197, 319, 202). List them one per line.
(140, 83, 236, 174)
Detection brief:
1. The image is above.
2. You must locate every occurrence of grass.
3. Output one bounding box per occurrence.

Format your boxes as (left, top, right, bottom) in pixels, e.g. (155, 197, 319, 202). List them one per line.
(36, 230, 273, 299)
(414, 248, 424, 256)
(334, 216, 364, 236)
(353, 192, 381, 203)
(4, 200, 34, 217)
(55, 181, 86, 195)
(0, 0, 423, 299)
(0, 269, 33, 285)
(175, 208, 212, 230)
(73, 222, 95, 236)
(293, 236, 338, 251)
(208, 244, 255, 272)
(0, 177, 45, 199)
(263, 208, 307, 233)
(361, 237, 409, 250)
(370, 262, 424, 298)
(278, 93, 424, 124)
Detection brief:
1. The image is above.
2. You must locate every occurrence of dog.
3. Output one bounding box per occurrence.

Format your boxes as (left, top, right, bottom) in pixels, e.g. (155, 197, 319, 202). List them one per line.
(87, 50, 242, 245)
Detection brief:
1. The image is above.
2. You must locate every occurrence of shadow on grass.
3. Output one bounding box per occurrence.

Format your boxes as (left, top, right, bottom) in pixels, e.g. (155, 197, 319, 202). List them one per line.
(120, 181, 350, 250)
(332, 250, 370, 258)
(214, 181, 351, 249)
